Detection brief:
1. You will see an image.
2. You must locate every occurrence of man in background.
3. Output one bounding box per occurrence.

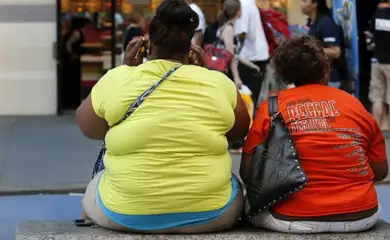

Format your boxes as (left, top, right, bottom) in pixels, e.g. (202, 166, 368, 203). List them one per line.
(228, 0, 269, 154)
(122, 12, 145, 51)
(366, 0, 390, 130)
(186, 0, 207, 46)
(234, 0, 269, 104)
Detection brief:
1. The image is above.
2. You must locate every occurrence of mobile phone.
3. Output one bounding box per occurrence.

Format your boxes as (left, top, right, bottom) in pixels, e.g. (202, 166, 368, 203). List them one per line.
(74, 219, 93, 227)
(141, 39, 148, 58)
(134, 37, 148, 60)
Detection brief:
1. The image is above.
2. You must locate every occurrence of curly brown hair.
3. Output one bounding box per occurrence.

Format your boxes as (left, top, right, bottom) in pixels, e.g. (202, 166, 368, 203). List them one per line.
(271, 36, 329, 86)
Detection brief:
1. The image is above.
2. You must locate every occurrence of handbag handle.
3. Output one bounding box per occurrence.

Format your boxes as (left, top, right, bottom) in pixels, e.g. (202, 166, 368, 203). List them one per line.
(268, 95, 278, 116)
(111, 65, 181, 128)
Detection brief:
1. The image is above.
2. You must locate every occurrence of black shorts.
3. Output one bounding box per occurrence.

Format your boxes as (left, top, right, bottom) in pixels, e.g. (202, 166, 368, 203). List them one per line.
(238, 60, 268, 104)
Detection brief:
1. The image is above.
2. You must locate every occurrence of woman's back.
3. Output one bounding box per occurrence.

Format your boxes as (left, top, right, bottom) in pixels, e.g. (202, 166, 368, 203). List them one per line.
(245, 84, 386, 217)
(91, 59, 238, 215)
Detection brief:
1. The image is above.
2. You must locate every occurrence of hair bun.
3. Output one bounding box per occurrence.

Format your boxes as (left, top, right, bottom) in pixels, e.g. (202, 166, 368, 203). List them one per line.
(156, 0, 199, 31)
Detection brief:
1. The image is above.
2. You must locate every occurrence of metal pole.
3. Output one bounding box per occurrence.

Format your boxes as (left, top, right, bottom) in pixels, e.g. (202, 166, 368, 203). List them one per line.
(110, 0, 117, 68)
(56, 0, 63, 115)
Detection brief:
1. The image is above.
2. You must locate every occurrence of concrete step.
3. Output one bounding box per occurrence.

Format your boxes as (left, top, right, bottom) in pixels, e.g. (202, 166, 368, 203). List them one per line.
(16, 220, 390, 240)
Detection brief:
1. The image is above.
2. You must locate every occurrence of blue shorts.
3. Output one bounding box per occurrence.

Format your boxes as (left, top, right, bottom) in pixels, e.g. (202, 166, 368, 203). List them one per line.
(96, 174, 240, 231)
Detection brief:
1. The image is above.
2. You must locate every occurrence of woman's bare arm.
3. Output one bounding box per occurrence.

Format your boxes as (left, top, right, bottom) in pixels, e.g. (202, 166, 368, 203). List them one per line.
(222, 26, 241, 84)
(324, 46, 341, 60)
(237, 57, 260, 72)
(76, 94, 108, 140)
(370, 162, 388, 182)
(226, 89, 250, 142)
(66, 31, 80, 54)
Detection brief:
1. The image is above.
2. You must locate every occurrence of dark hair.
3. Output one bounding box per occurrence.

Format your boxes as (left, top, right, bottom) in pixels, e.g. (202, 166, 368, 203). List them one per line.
(149, 0, 199, 60)
(271, 36, 328, 86)
(312, 0, 332, 17)
(70, 17, 89, 31)
(217, 0, 240, 26)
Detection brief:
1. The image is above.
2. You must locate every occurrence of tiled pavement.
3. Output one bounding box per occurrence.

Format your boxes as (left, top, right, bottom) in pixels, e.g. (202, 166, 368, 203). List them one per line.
(0, 116, 98, 194)
(0, 115, 389, 194)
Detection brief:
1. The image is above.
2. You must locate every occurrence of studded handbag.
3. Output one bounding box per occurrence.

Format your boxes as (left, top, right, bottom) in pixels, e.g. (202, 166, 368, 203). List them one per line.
(245, 95, 308, 218)
(91, 65, 181, 178)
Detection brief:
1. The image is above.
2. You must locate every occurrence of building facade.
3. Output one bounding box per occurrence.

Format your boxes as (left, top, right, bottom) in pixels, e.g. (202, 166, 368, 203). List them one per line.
(0, 0, 57, 115)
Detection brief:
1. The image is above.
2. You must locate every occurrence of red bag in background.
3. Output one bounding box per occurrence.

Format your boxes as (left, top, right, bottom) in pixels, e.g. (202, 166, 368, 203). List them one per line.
(204, 44, 233, 74)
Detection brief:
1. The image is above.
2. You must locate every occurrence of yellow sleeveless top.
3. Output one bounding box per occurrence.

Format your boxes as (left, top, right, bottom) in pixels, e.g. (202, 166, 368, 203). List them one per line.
(91, 60, 237, 214)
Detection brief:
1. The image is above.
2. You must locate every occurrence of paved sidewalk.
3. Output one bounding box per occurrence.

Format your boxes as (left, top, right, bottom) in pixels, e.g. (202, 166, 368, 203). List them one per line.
(0, 115, 389, 194)
(0, 116, 99, 194)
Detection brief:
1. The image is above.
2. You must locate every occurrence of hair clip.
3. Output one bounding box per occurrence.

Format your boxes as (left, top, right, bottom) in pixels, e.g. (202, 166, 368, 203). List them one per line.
(190, 17, 194, 23)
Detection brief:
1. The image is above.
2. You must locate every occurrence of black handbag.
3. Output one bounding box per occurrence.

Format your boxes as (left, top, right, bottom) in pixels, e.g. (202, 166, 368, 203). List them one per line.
(246, 95, 308, 218)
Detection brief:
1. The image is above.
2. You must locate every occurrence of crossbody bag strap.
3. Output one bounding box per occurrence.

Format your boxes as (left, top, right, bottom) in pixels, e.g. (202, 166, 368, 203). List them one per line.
(110, 65, 181, 128)
(268, 95, 278, 116)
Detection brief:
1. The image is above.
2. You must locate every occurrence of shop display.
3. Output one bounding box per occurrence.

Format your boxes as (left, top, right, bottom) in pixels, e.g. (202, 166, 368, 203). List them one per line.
(61, 0, 224, 99)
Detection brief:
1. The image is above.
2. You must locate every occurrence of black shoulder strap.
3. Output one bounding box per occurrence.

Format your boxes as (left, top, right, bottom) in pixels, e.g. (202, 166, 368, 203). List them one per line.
(268, 96, 278, 116)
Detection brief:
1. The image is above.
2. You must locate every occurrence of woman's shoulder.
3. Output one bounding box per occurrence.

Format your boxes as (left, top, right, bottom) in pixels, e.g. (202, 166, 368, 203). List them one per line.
(192, 66, 233, 82)
(97, 65, 135, 86)
(185, 66, 237, 92)
(222, 23, 234, 34)
(280, 84, 363, 109)
(319, 14, 337, 26)
(106, 65, 134, 76)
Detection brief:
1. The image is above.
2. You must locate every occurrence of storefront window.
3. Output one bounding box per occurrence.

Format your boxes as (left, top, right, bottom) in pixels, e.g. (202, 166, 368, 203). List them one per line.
(59, 0, 224, 107)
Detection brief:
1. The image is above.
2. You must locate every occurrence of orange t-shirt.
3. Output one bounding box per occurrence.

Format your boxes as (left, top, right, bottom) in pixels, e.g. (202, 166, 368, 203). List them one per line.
(243, 84, 387, 217)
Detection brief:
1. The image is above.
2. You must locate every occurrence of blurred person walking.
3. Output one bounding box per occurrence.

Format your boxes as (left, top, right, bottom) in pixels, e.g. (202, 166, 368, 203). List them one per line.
(123, 12, 145, 51)
(216, 0, 242, 88)
(256, 7, 291, 106)
(234, 0, 269, 105)
(186, 0, 206, 46)
(62, 16, 88, 109)
(301, 0, 345, 89)
(366, 0, 390, 130)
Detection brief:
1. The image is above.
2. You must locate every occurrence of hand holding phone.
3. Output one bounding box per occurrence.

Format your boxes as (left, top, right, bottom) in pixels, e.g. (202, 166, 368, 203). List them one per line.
(188, 44, 206, 67)
(123, 37, 147, 66)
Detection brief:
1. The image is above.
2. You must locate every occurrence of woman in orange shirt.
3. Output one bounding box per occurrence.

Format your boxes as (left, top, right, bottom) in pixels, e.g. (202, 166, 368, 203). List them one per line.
(241, 36, 388, 233)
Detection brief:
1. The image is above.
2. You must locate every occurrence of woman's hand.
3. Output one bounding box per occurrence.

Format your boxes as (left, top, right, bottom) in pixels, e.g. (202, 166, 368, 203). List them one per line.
(364, 31, 374, 39)
(188, 44, 206, 67)
(123, 37, 146, 66)
(234, 76, 243, 89)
